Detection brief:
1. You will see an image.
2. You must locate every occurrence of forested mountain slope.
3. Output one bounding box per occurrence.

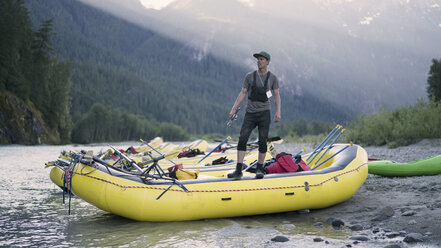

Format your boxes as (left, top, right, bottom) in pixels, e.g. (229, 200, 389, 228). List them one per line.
(25, 0, 352, 135)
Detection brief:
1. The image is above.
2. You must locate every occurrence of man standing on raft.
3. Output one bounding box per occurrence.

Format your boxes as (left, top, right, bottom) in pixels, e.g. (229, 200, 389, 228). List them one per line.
(228, 51, 281, 179)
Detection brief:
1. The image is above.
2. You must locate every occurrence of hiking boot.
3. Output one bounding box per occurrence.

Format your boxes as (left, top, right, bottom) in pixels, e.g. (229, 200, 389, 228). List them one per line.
(227, 163, 243, 179)
(255, 163, 264, 179)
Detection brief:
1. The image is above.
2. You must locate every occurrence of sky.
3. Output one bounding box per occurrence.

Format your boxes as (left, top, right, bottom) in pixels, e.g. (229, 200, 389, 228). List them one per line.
(139, 0, 256, 9)
(139, 0, 177, 10)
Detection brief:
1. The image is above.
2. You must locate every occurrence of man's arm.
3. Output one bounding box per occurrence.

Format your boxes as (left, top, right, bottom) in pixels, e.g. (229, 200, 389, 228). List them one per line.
(230, 88, 248, 119)
(273, 88, 281, 123)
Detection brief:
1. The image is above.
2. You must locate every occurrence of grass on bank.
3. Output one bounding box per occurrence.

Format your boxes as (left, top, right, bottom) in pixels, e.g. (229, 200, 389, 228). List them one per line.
(344, 100, 441, 148)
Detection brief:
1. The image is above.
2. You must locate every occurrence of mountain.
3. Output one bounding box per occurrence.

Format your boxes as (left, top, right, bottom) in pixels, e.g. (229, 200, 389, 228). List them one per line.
(78, 0, 441, 113)
(24, 0, 352, 136)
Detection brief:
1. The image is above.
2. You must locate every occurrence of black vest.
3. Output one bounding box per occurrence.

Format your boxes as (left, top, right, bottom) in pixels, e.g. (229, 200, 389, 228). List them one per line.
(248, 71, 270, 102)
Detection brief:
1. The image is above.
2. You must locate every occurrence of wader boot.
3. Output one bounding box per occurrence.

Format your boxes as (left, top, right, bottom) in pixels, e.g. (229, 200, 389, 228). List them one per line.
(227, 163, 243, 179)
(255, 163, 264, 179)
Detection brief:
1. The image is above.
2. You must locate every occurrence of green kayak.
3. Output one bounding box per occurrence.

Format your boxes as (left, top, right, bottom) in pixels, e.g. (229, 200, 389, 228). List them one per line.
(368, 154, 441, 176)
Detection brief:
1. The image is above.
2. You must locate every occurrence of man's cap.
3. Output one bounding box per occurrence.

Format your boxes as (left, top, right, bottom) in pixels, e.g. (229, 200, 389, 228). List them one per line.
(253, 51, 270, 60)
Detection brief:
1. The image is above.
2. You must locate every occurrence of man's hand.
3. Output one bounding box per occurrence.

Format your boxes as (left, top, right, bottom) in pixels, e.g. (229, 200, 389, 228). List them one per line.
(227, 107, 241, 127)
(274, 111, 281, 123)
(229, 108, 237, 119)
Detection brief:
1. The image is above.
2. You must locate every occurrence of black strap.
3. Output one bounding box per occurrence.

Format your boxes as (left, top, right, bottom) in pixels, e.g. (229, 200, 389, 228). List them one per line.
(253, 71, 271, 90)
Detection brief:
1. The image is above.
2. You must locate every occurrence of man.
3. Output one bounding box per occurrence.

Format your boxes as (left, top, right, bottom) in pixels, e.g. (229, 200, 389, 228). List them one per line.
(228, 51, 281, 179)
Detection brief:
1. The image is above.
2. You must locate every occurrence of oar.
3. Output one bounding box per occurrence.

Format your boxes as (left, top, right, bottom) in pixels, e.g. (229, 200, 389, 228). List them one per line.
(307, 125, 342, 164)
(311, 144, 350, 170)
(313, 128, 346, 166)
(110, 146, 143, 173)
(142, 141, 178, 165)
(198, 136, 231, 163)
(306, 125, 341, 163)
(138, 149, 181, 167)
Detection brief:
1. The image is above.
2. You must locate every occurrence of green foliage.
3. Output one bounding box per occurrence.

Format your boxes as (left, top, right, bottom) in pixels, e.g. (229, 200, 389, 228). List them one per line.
(276, 119, 334, 138)
(345, 100, 441, 147)
(0, 0, 72, 144)
(71, 103, 188, 144)
(0, 0, 33, 98)
(427, 58, 441, 102)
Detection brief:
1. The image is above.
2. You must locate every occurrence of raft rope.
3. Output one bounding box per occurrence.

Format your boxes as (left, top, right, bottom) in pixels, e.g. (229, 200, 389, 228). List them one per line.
(62, 159, 74, 204)
(72, 162, 367, 194)
(62, 156, 79, 215)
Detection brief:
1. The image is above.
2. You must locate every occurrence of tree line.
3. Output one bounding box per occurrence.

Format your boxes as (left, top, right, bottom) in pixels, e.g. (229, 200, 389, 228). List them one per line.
(344, 58, 441, 147)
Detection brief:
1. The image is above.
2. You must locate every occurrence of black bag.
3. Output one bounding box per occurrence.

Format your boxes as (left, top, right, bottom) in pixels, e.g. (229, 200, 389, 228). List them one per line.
(248, 71, 270, 102)
(178, 149, 204, 158)
(211, 156, 229, 165)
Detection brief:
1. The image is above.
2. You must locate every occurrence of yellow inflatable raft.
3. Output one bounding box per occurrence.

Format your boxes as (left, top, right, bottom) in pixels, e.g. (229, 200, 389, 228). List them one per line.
(54, 143, 367, 221)
(48, 147, 271, 189)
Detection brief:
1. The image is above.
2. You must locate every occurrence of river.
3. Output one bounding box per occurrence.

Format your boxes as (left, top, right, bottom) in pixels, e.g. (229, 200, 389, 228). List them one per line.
(0, 142, 439, 247)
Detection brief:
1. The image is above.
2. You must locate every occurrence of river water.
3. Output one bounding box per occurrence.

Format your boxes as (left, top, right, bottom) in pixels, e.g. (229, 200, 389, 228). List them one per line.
(0, 143, 414, 247)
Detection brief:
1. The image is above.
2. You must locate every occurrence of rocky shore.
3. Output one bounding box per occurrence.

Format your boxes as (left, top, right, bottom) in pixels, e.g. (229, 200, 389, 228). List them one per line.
(273, 139, 441, 247)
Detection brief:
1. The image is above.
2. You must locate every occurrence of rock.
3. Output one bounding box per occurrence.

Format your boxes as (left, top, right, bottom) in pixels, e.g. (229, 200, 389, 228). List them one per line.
(401, 210, 416, 216)
(408, 220, 417, 225)
(297, 209, 310, 213)
(403, 233, 424, 243)
(0, 92, 59, 145)
(313, 222, 323, 228)
(349, 235, 369, 241)
(331, 219, 345, 230)
(325, 217, 336, 224)
(271, 235, 289, 242)
(313, 237, 324, 242)
(371, 215, 389, 221)
(377, 206, 395, 217)
(280, 224, 295, 230)
(386, 232, 401, 238)
(348, 224, 363, 231)
(383, 245, 402, 248)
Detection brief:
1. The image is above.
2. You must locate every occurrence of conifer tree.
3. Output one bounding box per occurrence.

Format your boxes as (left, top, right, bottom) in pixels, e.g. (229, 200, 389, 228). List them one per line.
(427, 58, 441, 102)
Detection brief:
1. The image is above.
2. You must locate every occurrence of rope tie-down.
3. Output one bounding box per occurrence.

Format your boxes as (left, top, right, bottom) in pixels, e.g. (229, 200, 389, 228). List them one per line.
(72, 162, 367, 194)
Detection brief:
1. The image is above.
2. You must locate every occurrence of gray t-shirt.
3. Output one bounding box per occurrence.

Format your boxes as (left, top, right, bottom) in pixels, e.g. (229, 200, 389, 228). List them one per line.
(243, 70, 279, 113)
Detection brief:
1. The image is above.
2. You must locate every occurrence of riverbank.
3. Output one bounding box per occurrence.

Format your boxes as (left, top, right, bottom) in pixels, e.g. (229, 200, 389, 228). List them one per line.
(273, 139, 441, 247)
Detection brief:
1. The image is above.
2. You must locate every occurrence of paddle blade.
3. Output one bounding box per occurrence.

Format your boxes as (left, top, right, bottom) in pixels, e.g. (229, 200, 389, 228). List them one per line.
(45, 161, 55, 168)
